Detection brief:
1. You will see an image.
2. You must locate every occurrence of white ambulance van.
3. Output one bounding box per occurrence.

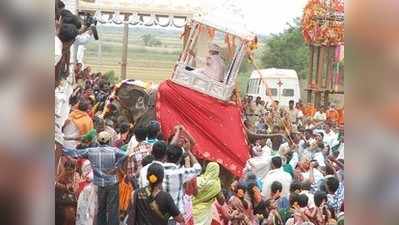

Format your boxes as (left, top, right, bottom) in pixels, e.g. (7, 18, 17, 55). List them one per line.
(246, 68, 300, 107)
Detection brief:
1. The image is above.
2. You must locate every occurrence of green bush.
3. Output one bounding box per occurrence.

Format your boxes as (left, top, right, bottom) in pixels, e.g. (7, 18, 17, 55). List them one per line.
(103, 70, 120, 85)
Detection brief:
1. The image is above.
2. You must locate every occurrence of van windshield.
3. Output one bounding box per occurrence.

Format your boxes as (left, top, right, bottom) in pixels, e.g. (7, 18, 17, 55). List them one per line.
(282, 88, 294, 97)
(247, 79, 261, 93)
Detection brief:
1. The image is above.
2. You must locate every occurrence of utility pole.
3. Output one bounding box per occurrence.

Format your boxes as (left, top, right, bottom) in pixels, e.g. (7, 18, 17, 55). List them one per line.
(74, 0, 79, 14)
(121, 20, 129, 80)
(98, 35, 103, 72)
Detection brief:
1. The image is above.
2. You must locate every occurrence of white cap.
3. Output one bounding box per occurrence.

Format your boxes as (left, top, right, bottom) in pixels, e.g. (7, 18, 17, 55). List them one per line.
(209, 43, 222, 53)
(98, 131, 111, 144)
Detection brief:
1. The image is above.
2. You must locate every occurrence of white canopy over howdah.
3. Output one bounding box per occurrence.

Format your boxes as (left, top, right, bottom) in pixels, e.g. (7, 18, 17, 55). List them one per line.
(192, 2, 256, 41)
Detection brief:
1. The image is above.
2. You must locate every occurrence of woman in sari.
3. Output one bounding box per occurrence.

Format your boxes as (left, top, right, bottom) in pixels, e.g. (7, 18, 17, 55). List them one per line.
(76, 160, 98, 225)
(193, 162, 222, 225)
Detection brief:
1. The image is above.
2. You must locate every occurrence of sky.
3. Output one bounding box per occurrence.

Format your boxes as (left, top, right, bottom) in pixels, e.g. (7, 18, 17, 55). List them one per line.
(236, 0, 309, 35)
(200, 0, 309, 35)
(92, 0, 309, 35)
(165, 0, 309, 35)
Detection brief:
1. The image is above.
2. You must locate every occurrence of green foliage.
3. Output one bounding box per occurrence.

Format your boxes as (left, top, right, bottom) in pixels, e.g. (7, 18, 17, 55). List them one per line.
(141, 34, 153, 46)
(237, 72, 250, 97)
(239, 58, 252, 74)
(140, 34, 163, 47)
(103, 70, 119, 84)
(149, 39, 162, 47)
(260, 18, 309, 79)
(236, 56, 263, 95)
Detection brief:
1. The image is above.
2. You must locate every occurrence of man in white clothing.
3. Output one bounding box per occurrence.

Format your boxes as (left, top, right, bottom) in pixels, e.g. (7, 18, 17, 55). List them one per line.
(323, 124, 338, 148)
(245, 141, 273, 181)
(72, 30, 93, 64)
(313, 106, 327, 122)
(262, 156, 292, 198)
(300, 181, 316, 208)
(297, 156, 324, 191)
(337, 137, 344, 160)
(55, 35, 63, 65)
(287, 100, 299, 124)
(138, 141, 167, 188)
(192, 43, 226, 82)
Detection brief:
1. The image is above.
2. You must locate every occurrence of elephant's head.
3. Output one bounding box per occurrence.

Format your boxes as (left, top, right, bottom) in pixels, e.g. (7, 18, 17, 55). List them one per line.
(103, 80, 151, 128)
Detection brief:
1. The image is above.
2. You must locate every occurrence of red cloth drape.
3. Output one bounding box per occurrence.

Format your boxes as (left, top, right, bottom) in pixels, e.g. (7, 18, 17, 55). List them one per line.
(156, 80, 249, 177)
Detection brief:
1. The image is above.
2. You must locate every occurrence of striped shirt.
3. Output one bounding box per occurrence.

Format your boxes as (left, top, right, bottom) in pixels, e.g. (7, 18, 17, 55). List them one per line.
(63, 145, 127, 187)
(162, 162, 202, 215)
(126, 142, 152, 178)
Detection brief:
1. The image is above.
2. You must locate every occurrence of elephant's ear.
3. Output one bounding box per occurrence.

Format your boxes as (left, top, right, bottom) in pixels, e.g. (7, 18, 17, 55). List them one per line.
(133, 109, 157, 131)
(116, 83, 148, 109)
(116, 83, 133, 102)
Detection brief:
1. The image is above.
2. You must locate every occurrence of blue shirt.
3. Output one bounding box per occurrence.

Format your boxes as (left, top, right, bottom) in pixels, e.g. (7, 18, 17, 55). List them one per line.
(327, 182, 344, 214)
(277, 196, 290, 209)
(63, 145, 127, 187)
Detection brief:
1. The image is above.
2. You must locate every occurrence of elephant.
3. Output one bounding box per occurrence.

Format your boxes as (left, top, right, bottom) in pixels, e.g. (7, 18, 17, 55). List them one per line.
(101, 79, 157, 131)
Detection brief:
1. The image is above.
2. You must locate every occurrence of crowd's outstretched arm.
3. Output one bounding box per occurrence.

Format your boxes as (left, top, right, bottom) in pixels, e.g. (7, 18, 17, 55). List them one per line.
(62, 147, 89, 159)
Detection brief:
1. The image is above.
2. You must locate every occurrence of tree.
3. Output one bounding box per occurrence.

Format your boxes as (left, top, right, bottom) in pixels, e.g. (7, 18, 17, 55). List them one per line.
(149, 39, 162, 47)
(261, 18, 309, 79)
(141, 34, 153, 46)
(141, 34, 162, 47)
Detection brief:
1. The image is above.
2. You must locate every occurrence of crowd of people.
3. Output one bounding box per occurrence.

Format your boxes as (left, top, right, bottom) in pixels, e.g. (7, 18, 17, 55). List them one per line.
(242, 96, 344, 135)
(55, 68, 345, 225)
(54, 1, 344, 225)
(240, 96, 344, 225)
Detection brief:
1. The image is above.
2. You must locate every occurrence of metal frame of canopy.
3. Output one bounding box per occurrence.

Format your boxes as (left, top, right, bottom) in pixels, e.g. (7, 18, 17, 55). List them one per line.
(171, 16, 256, 102)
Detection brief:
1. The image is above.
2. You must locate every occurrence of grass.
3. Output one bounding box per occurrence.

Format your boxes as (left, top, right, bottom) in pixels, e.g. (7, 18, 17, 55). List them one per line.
(85, 24, 181, 83)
